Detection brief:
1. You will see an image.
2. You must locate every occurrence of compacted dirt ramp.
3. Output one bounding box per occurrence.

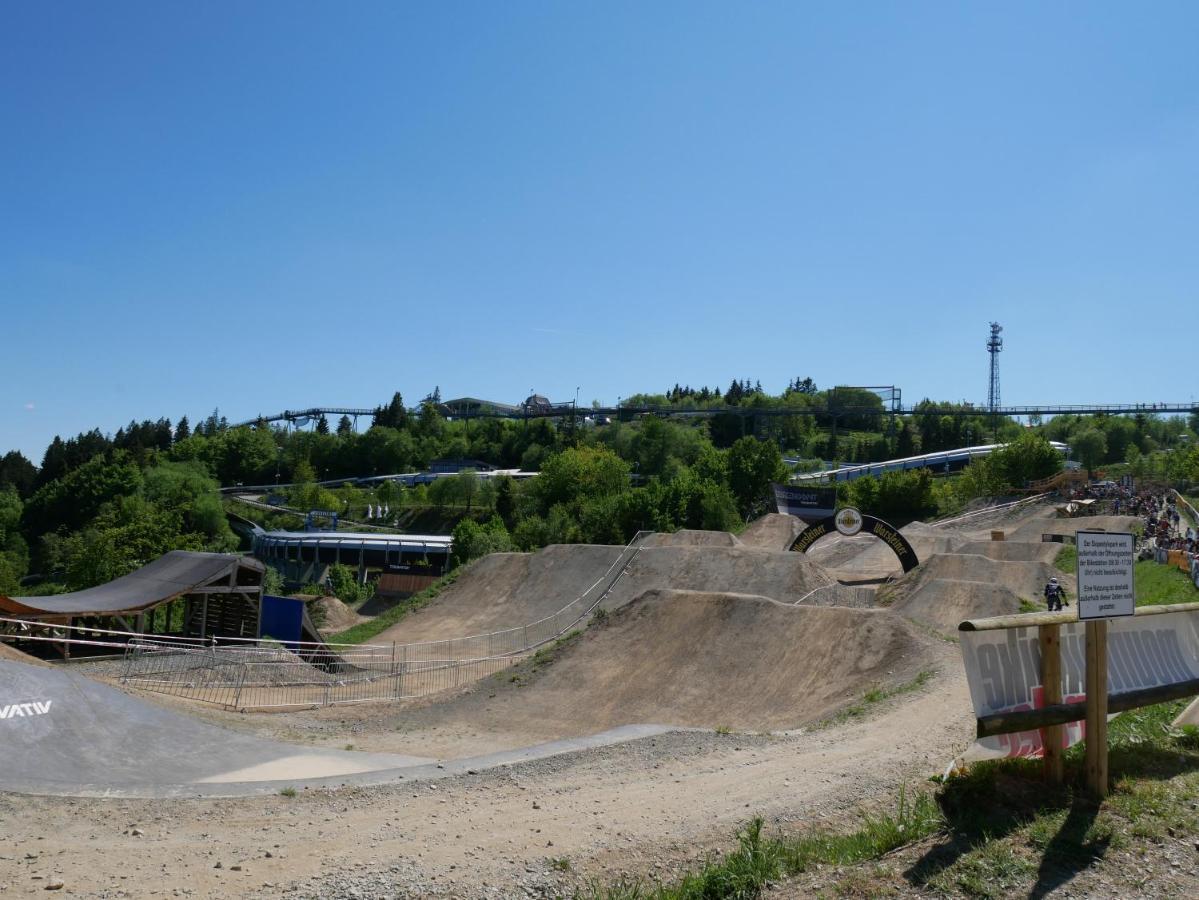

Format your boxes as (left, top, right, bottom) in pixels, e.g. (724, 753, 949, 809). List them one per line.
(395, 589, 934, 746)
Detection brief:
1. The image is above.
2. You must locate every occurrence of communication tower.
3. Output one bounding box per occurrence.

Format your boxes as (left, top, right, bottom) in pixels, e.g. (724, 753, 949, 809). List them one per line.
(986, 322, 1003, 413)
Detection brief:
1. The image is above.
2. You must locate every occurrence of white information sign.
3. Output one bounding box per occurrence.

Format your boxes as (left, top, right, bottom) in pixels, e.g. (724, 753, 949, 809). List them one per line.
(1075, 530, 1135, 620)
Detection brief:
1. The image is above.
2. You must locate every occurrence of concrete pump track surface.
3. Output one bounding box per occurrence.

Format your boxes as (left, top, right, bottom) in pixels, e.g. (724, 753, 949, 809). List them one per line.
(0, 500, 1164, 897)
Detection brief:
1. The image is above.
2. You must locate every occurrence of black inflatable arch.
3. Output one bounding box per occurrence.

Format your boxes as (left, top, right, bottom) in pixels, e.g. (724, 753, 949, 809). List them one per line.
(789, 512, 920, 573)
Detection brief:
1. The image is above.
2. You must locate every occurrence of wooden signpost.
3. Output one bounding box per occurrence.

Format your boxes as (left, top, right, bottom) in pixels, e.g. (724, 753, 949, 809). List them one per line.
(1075, 530, 1135, 798)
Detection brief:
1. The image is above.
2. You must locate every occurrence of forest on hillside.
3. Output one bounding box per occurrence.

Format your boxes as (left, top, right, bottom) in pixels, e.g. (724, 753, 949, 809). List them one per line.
(3, 383, 1198, 595)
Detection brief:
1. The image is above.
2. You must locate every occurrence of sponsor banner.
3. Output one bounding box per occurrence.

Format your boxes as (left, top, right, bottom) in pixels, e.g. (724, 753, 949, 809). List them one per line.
(960, 611, 1199, 759)
(773, 485, 836, 522)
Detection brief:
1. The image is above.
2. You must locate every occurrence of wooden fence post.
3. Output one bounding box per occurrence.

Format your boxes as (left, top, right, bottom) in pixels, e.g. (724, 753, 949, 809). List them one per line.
(1085, 620, 1109, 798)
(1039, 623, 1064, 783)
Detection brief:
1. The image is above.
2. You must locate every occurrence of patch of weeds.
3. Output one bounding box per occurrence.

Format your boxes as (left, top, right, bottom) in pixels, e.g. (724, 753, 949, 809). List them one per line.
(823, 670, 935, 728)
(1017, 598, 1041, 614)
(343, 743, 354, 751)
(1055, 544, 1077, 574)
(591, 606, 610, 626)
(715, 725, 733, 736)
(278, 786, 298, 798)
(927, 839, 1036, 899)
(530, 630, 582, 671)
(549, 856, 572, 872)
(579, 788, 943, 899)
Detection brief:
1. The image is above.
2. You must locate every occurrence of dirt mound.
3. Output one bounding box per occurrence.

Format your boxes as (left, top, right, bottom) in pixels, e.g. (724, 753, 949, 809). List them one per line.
(739, 514, 804, 551)
(407, 590, 932, 738)
(605, 545, 850, 609)
(954, 541, 1061, 563)
(890, 579, 1025, 633)
(885, 549, 1070, 633)
(644, 530, 742, 548)
(895, 553, 1063, 601)
(312, 596, 366, 633)
(374, 545, 624, 644)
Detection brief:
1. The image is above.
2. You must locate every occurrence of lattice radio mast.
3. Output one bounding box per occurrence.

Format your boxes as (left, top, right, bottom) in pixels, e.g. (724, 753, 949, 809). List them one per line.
(986, 322, 1003, 413)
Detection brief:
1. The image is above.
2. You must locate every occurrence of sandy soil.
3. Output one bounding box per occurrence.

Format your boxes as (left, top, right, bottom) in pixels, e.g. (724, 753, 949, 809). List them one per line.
(0, 499, 1128, 898)
(0, 641, 972, 899)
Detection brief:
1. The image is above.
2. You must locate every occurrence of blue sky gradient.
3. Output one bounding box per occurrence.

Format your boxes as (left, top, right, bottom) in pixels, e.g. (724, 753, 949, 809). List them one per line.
(3, 2, 1198, 462)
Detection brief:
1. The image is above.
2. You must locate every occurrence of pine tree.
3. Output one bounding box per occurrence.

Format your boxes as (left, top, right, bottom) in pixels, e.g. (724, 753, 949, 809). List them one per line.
(316, 415, 330, 435)
(174, 416, 191, 442)
(337, 415, 353, 435)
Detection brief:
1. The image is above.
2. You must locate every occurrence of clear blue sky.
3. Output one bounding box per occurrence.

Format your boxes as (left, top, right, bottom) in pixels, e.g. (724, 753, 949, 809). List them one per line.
(3, 2, 1198, 464)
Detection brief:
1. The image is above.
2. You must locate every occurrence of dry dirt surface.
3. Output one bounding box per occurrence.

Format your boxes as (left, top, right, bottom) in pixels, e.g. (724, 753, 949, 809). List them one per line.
(738, 513, 804, 551)
(0, 642, 971, 900)
(372, 545, 624, 644)
(0, 498, 1142, 898)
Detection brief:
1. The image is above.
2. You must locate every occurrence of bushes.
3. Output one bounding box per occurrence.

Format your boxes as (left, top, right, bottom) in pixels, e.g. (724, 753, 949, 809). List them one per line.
(450, 516, 515, 567)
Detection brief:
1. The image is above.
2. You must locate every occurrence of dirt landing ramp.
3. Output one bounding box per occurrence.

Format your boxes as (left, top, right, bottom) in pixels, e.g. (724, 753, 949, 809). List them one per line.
(0, 659, 433, 797)
(401, 590, 933, 744)
(739, 513, 805, 551)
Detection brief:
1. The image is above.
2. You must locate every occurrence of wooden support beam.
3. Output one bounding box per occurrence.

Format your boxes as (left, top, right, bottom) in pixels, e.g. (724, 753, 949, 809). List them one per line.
(977, 676, 1199, 738)
(960, 601, 1199, 632)
(1085, 620, 1110, 798)
(1039, 624, 1064, 783)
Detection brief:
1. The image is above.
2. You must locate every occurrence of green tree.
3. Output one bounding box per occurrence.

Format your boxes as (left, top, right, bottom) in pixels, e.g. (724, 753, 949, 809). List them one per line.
(315, 415, 330, 435)
(450, 516, 514, 568)
(1072, 428, 1108, 477)
(494, 475, 517, 530)
(727, 437, 786, 518)
(990, 432, 1062, 487)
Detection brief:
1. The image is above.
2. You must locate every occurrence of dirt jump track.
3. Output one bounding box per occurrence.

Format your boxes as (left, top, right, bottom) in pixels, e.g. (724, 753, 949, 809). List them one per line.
(374, 536, 863, 645)
(4, 498, 1148, 896)
(392, 589, 933, 746)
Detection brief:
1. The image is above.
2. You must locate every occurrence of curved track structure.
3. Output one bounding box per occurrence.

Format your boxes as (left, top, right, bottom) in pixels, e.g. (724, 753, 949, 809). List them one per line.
(794, 441, 1070, 483)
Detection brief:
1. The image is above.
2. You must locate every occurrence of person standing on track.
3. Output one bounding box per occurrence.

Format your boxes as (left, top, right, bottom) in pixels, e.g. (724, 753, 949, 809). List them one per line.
(1044, 576, 1067, 612)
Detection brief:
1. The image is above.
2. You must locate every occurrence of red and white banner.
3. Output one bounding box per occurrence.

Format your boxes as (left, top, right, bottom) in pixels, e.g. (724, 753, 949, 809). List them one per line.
(960, 611, 1199, 759)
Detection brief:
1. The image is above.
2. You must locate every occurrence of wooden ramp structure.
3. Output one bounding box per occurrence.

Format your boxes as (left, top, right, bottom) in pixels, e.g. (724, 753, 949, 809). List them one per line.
(0, 552, 265, 657)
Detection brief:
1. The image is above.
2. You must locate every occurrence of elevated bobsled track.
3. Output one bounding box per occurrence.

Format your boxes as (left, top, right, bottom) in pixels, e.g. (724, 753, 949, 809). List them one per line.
(0, 658, 671, 798)
(232, 400, 1199, 428)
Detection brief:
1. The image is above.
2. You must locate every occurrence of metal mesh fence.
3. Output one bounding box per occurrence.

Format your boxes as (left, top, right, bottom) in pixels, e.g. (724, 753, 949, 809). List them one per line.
(115, 531, 650, 710)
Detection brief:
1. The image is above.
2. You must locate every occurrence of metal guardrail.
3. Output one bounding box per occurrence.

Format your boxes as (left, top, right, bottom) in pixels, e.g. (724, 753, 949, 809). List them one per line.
(116, 532, 652, 710)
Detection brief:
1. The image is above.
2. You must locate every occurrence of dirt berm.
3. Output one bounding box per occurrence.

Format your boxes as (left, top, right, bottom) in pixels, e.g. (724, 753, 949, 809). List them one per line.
(395, 589, 933, 747)
(375, 540, 859, 645)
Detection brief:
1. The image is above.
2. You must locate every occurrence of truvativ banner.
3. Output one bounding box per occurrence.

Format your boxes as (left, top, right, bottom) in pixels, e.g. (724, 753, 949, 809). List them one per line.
(960, 611, 1199, 759)
(773, 485, 836, 522)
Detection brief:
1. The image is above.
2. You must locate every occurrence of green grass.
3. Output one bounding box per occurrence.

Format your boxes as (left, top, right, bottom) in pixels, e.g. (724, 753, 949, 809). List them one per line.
(328, 568, 460, 644)
(577, 788, 944, 900)
(1057, 543, 1197, 607)
(1134, 558, 1198, 607)
(582, 696, 1199, 899)
(823, 670, 934, 727)
(1017, 598, 1041, 614)
(278, 786, 297, 798)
